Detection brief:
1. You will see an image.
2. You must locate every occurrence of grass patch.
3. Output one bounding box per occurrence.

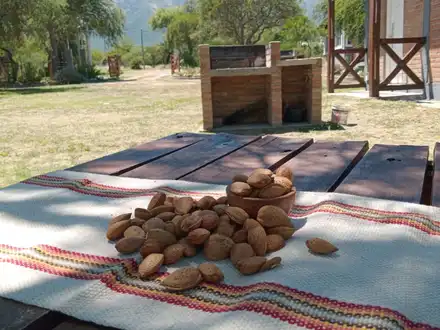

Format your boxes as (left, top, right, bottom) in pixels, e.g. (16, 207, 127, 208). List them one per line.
(1, 67, 440, 188)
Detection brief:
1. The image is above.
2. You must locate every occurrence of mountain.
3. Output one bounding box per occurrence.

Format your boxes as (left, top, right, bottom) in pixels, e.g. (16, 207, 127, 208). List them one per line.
(92, 0, 320, 50)
(91, 0, 186, 50)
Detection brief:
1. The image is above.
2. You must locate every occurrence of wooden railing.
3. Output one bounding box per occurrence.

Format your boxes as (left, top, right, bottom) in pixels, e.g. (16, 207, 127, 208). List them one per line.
(333, 48, 367, 89)
(379, 37, 426, 91)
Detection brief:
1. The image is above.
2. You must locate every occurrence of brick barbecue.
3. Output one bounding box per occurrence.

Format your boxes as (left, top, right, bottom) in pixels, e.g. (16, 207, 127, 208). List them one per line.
(199, 42, 322, 130)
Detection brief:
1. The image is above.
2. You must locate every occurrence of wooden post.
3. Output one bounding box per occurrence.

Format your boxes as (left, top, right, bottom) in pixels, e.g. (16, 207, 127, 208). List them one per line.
(327, 0, 335, 93)
(364, 0, 369, 91)
(422, 0, 432, 100)
(368, 0, 381, 98)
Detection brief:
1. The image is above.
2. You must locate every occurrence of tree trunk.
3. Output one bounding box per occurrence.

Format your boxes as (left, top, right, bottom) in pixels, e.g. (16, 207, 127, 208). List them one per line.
(49, 31, 59, 78)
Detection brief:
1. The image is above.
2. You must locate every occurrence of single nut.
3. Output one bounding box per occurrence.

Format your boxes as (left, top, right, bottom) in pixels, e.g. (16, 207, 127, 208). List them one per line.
(232, 174, 249, 183)
(212, 204, 228, 216)
(196, 196, 217, 210)
(266, 226, 295, 240)
(199, 210, 220, 231)
(134, 208, 153, 221)
(171, 215, 186, 238)
(232, 229, 248, 243)
(248, 225, 267, 256)
(275, 166, 293, 183)
(147, 192, 166, 210)
(156, 212, 175, 222)
(243, 218, 261, 231)
(229, 182, 252, 197)
(225, 207, 249, 225)
(236, 256, 267, 275)
(140, 239, 163, 258)
(142, 217, 165, 232)
(258, 183, 287, 199)
(139, 253, 164, 278)
(174, 197, 194, 215)
(247, 171, 272, 189)
(129, 217, 146, 227)
(266, 234, 285, 252)
(187, 228, 211, 245)
(115, 236, 145, 254)
(257, 205, 293, 228)
(219, 214, 231, 223)
(204, 234, 234, 261)
(150, 205, 175, 217)
(107, 220, 131, 241)
(306, 238, 338, 255)
(124, 226, 146, 238)
(230, 243, 255, 266)
(214, 220, 235, 238)
(146, 229, 177, 249)
(164, 196, 175, 207)
(109, 213, 131, 226)
(178, 238, 197, 257)
(163, 244, 185, 265)
(260, 256, 282, 272)
(198, 263, 224, 283)
(163, 222, 176, 235)
(161, 267, 203, 291)
(249, 189, 261, 198)
(181, 214, 202, 232)
(273, 175, 293, 192)
(216, 196, 228, 204)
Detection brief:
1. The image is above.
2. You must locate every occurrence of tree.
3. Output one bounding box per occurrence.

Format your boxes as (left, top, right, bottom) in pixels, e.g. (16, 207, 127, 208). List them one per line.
(279, 15, 320, 50)
(150, 6, 200, 66)
(314, 0, 365, 46)
(1, 0, 125, 75)
(198, 0, 303, 45)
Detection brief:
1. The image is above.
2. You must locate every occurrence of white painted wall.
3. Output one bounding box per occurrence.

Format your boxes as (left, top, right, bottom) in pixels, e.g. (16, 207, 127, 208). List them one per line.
(386, 0, 405, 84)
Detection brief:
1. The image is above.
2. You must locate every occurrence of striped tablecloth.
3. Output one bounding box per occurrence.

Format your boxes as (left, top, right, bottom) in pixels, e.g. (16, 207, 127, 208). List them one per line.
(0, 170, 439, 330)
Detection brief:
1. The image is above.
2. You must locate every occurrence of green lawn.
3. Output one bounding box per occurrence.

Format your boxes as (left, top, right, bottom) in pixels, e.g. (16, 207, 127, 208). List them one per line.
(1, 68, 439, 188)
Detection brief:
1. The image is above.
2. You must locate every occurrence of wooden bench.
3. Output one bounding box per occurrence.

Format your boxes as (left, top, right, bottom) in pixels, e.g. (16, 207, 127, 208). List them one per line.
(336, 144, 429, 204)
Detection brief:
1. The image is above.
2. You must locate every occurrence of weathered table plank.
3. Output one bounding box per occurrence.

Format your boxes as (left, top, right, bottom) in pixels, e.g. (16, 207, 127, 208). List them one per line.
(280, 141, 369, 192)
(52, 319, 119, 330)
(0, 297, 63, 330)
(67, 132, 205, 175)
(120, 133, 260, 180)
(180, 136, 313, 184)
(336, 144, 429, 203)
(432, 143, 440, 207)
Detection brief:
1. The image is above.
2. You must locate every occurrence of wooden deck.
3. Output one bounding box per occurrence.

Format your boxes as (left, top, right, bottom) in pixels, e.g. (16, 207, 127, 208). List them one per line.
(3, 132, 439, 330)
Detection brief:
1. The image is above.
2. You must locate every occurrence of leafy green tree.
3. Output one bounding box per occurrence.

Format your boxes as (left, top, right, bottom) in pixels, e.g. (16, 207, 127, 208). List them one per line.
(197, 0, 303, 45)
(150, 6, 200, 66)
(314, 0, 365, 46)
(279, 15, 320, 49)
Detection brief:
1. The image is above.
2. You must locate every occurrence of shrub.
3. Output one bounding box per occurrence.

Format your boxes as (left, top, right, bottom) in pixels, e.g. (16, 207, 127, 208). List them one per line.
(77, 64, 103, 79)
(91, 50, 106, 66)
(130, 57, 144, 70)
(14, 39, 47, 83)
(54, 67, 85, 84)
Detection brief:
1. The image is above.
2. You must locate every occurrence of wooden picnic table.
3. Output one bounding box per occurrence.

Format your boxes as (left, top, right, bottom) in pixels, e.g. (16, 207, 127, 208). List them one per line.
(2, 132, 440, 330)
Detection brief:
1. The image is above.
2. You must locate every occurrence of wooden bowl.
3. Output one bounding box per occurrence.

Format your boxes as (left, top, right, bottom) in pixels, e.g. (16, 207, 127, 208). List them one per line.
(226, 186, 296, 219)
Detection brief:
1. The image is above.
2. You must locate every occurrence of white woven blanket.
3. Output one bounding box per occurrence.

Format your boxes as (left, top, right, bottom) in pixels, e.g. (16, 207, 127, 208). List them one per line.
(1, 170, 440, 330)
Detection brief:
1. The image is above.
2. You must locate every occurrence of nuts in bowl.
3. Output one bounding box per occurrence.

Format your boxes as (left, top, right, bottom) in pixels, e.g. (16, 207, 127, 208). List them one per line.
(226, 166, 296, 218)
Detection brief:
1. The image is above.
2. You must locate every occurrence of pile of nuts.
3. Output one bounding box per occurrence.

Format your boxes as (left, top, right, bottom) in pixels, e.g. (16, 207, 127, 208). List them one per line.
(229, 167, 294, 198)
(106, 166, 338, 291)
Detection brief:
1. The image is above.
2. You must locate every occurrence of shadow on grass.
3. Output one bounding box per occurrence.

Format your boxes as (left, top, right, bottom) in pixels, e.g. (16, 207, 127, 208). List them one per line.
(214, 121, 348, 136)
(0, 86, 85, 95)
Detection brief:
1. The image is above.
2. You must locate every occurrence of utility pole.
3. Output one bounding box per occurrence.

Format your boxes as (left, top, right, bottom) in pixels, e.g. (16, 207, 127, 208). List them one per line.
(140, 29, 145, 69)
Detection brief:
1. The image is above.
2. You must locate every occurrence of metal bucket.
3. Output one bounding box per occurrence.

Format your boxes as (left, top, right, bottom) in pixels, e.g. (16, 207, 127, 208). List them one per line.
(331, 106, 350, 125)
